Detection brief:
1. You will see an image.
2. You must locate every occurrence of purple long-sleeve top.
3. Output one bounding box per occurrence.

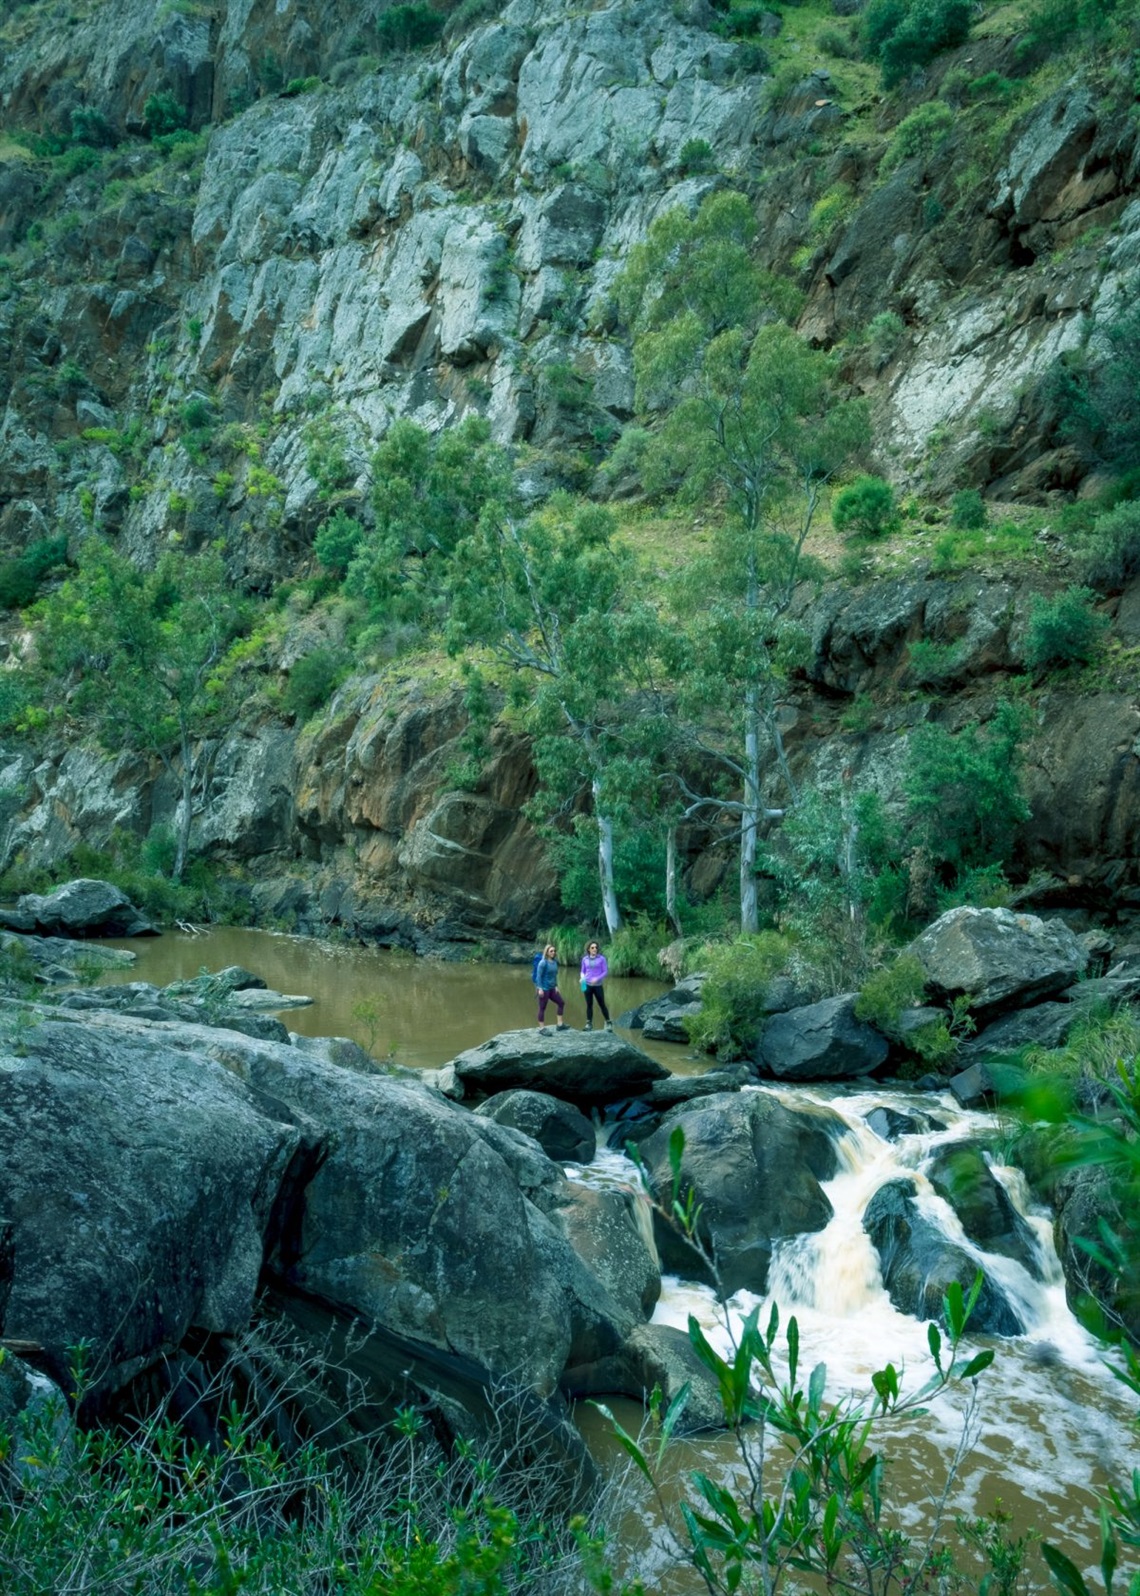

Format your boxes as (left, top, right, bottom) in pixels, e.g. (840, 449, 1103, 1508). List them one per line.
(580, 952, 608, 985)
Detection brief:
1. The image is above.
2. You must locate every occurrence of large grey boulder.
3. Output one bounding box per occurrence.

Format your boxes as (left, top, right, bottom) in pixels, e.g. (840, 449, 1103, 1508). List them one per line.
(639, 973, 706, 1043)
(567, 1321, 727, 1434)
(445, 1028, 668, 1106)
(549, 1184, 660, 1324)
(476, 1089, 597, 1164)
(0, 879, 154, 938)
(0, 1019, 302, 1400)
(756, 995, 889, 1081)
(863, 1179, 1025, 1335)
(926, 1144, 1043, 1279)
(956, 1002, 1077, 1067)
(908, 907, 1089, 1020)
(638, 1092, 841, 1295)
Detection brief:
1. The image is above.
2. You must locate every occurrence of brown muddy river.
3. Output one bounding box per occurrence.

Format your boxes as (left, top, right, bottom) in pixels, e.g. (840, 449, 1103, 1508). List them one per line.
(95, 924, 684, 1071)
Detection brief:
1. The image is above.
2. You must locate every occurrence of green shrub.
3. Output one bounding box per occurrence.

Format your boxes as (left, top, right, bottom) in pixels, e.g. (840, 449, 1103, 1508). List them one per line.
(879, 100, 955, 173)
(314, 508, 364, 577)
(375, 3, 446, 52)
(950, 488, 987, 529)
(904, 700, 1029, 881)
(906, 637, 963, 685)
(686, 931, 792, 1058)
(866, 311, 906, 362)
(678, 137, 716, 174)
(832, 475, 898, 539)
(142, 90, 188, 140)
(0, 534, 68, 610)
(864, 0, 971, 87)
(854, 953, 927, 1034)
(1022, 585, 1107, 672)
(1074, 500, 1140, 590)
(445, 0, 501, 34)
(282, 647, 350, 722)
(607, 916, 669, 977)
(69, 106, 117, 148)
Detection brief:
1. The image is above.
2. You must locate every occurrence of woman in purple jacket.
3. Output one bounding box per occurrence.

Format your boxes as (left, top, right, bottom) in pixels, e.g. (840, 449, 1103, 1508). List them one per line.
(580, 941, 613, 1031)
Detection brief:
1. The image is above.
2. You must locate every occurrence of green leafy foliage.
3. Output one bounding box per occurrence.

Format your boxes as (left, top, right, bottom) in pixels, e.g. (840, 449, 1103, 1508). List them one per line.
(855, 953, 927, 1032)
(375, 2, 446, 52)
(950, 488, 988, 530)
(685, 931, 792, 1056)
(0, 1353, 589, 1596)
(879, 99, 956, 172)
(904, 701, 1030, 883)
(1023, 586, 1107, 672)
(314, 507, 365, 578)
(0, 534, 68, 610)
(141, 90, 188, 140)
(1074, 500, 1140, 591)
(864, 0, 971, 87)
(832, 475, 899, 539)
(282, 647, 350, 723)
(346, 416, 512, 629)
(32, 542, 254, 881)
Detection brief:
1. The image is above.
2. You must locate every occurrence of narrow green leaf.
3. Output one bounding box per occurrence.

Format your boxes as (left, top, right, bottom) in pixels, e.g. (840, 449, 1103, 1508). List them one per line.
(1042, 1543, 1092, 1596)
(943, 1279, 965, 1341)
(957, 1348, 995, 1380)
(591, 1403, 654, 1484)
(1100, 1504, 1118, 1596)
(660, 1383, 691, 1447)
(808, 1360, 826, 1415)
(787, 1314, 799, 1393)
(927, 1319, 943, 1373)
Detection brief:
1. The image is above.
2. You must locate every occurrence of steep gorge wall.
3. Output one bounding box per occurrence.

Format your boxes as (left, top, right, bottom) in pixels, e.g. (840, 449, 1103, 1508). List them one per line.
(2, 0, 1140, 933)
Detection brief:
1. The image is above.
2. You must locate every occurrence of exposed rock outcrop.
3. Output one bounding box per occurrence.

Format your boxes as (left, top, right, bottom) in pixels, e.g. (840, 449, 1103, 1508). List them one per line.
(442, 1027, 668, 1106)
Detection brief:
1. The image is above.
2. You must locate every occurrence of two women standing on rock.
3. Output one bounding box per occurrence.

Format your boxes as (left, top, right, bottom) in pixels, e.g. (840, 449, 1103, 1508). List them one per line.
(534, 940, 613, 1032)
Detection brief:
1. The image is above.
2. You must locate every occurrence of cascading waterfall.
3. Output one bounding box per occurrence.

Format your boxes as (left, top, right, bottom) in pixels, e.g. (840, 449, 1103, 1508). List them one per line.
(569, 1084, 1134, 1554)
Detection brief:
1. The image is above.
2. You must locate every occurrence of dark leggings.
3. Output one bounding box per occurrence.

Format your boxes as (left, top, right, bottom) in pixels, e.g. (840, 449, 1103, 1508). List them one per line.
(537, 987, 565, 1023)
(585, 984, 610, 1023)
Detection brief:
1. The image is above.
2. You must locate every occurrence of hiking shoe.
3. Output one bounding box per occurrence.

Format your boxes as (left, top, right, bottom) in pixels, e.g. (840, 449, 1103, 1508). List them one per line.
(604, 1021, 614, 1032)
(556, 1022, 570, 1031)
(583, 1022, 593, 1030)
(538, 1026, 551, 1035)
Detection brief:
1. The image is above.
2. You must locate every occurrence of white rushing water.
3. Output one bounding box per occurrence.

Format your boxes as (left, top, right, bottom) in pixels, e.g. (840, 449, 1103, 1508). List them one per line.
(568, 1085, 1136, 1564)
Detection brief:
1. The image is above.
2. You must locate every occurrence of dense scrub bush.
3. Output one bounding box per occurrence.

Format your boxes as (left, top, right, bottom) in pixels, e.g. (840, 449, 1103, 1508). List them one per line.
(950, 487, 987, 529)
(0, 534, 68, 610)
(142, 90, 188, 140)
(375, 2, 446, 52)
(863, 0, 971, 87)
(904, 700, 1029, 882)
(879, 100, 955, 172)
(314, 508, 364, 578)
(282, 647, 350, 722)
(832, 475, 898, 539)
(1073, 500, 1140, 591)
(685, 931, 791, 1057)
(1022, 585, 1107, 672)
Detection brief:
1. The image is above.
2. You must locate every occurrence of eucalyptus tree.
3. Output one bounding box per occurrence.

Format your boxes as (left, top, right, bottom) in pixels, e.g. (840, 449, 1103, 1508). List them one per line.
(446, 497, 671, 936)
(618, 190, 869, 932)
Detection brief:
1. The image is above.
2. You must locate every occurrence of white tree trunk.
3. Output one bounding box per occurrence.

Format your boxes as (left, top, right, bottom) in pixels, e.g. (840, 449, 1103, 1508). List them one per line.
(740, 683, 761, 935)
(666, 825, 682, 936)
(594, 782, 622, 935)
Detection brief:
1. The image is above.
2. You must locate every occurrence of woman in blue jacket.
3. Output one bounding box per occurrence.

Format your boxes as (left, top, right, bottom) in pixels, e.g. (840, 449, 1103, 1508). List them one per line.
(580, 940, 613, 1031)
(535, 944, 568, 1033)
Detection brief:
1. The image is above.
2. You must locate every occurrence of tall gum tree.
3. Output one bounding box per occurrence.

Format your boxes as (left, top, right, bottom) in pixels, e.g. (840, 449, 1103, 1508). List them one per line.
(446, 498, 668, 936)
(618, 191, 869, 932)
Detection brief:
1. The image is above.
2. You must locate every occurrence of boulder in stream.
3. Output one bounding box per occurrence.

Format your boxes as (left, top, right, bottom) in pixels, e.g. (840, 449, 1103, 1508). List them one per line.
(0, 878, 155, 938)
(756, 994, 889, 1081)
(443, 1027, 668, 1106)
(908, 907, 1089, 1020)
(863, 1178, 1025, 1334)
(638, 1091, 842, 1295)
(927, 1144, 1044, 1279)
(476, 1089, 597, 1163)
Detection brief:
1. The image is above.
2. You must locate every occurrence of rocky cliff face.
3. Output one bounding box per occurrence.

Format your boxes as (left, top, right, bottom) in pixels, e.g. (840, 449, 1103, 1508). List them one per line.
(2, 0, 1140, 932)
